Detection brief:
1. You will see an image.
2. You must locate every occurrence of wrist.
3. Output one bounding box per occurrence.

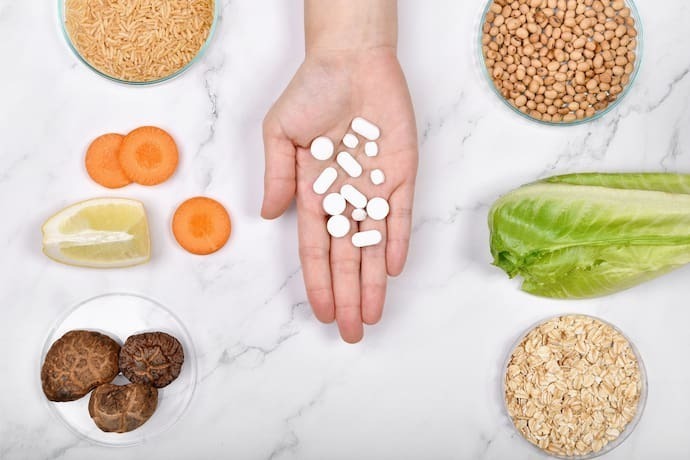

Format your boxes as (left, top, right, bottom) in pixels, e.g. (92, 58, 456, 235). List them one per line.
(305, 0, 397, 55)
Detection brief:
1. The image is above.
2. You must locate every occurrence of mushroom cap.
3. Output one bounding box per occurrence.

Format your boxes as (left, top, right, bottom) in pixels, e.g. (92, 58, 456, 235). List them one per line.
(88, 383, 158, 433)
(119, 332, 184, 388)
(41, 330, 120, 402)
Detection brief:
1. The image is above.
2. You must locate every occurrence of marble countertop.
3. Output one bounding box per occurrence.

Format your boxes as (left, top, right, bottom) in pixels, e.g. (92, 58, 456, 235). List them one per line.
(1, 0, 689, 459)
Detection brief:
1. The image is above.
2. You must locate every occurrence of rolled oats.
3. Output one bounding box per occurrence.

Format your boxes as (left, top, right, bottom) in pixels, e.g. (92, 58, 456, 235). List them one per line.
(505, 315, 642, 457)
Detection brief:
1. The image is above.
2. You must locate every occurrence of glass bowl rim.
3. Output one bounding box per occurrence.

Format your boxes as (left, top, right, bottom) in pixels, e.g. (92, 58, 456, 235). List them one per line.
(57, 0, 220, 86)
(501, 313, 648, 460)
(38, 292, 199, 447)
(476, 0, 644, 127)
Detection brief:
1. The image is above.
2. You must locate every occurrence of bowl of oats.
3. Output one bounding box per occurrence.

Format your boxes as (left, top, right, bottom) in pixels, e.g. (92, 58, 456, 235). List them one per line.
(58, 0, 219, 85)
(503, 314, 647, 459)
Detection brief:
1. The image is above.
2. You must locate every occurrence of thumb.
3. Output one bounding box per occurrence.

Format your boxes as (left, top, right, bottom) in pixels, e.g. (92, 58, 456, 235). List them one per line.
(261, 116, 297, 219)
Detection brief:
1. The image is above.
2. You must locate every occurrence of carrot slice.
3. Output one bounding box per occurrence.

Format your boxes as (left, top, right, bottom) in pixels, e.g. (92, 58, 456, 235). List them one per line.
(119, 126, 179, 186)
(85, 133, 131, 189)
(172, 197, 232, 255)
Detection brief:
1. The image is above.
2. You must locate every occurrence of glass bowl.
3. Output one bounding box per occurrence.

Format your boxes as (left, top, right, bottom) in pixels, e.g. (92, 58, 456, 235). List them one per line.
(502, 314, 648, 459)
(477, 0, 643, 126)
(57, 0, 220, 86)
(39, 293, 198, 447)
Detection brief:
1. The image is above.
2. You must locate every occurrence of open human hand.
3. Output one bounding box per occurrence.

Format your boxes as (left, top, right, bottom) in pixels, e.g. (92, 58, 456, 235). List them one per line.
(261, 46, 418, 343)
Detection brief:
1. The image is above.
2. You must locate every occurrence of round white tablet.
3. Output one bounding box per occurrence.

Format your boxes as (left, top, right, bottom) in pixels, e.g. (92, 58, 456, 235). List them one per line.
(370, 169, 385, 185)
(327, 215, 350, 238)
(323, 193, 346, 216)
(342, 133, 359, 149)
(364, 142, 379, 157)
(366, 197, 390, 221)
(352, 208, 367, 222)
(310, 136, 334, 161)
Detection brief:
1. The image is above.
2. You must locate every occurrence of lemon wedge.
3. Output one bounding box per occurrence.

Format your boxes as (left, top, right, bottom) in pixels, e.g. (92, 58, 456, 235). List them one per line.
(42, 198, 150, 268)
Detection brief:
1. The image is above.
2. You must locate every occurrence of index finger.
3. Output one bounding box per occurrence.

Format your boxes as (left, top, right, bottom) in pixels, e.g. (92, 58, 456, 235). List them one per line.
(297, 198, 335, 324)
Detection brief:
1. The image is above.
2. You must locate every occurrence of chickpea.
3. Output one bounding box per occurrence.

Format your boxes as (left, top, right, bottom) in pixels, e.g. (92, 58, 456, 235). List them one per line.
(483, 0, 637, 122)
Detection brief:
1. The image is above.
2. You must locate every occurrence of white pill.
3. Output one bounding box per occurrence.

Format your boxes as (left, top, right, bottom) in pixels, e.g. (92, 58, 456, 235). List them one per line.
(336, 151, 363, 178)
(310, 136, 334, 161)
(352, 208, 367, 221)
(364, 142, 379, 157)
(352, 230, 382, 247)
(366, 197, 390, 221)
(327, 215, 350, 238)
(313, 167, 338, 195)
(351, 117, 380, 141)
(322, 193, 346, 216)
(340, 184, 368, 209)
(370, 169, 385, 185)
(342, 133, 359, 149)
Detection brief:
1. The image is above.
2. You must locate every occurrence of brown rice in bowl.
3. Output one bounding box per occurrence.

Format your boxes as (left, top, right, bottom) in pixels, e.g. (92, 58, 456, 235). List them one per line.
(62, 0, 216, 83)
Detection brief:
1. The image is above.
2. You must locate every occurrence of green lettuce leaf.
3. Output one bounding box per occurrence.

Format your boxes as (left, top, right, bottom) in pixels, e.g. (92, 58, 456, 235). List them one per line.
(489, 174, 690, 299)
(543, 172, 690, 194)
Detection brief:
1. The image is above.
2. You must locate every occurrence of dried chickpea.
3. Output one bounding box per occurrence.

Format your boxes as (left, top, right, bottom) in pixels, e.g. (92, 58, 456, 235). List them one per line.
(482, 0, 638, 123)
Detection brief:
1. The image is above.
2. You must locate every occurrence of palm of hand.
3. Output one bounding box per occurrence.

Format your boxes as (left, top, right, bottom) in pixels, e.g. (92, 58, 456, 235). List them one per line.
(262, 48, 418, 343)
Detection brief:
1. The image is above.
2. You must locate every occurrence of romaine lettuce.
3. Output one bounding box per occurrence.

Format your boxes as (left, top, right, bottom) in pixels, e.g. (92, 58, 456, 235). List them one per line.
(489, 173, 690, 298)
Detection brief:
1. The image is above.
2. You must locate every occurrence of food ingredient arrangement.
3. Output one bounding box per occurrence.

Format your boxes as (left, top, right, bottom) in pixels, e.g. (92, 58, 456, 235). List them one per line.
(63, 0, 215, 83)
(41, 330, 185, 433)
(489, 173, 690, 299)
(481, 0, 638, 123)
(311, 117, 389, 247)
(505, 315, 643, 457)
(40, 0, 686, 455)
(42, 126, 231, 267)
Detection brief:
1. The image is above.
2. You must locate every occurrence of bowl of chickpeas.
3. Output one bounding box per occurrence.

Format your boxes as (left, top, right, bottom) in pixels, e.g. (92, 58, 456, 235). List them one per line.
(479, 0, 642, 125)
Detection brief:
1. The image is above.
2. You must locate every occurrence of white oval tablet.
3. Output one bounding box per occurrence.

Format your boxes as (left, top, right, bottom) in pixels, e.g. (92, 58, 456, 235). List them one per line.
(342, 133, 359, 149)
(313, 167, 338, 195)
(327, 215, 350, 238)
(364, 142, 379, 157)
(336, 152, 362, 178)
(370, 169, 385, 185)
(352, 230, 382, 247)
(340, 184, 368, 209)
(323, 193, 346, 216)
(352, 208, 367, 221)
(352, 117, 380, 141)
(366, 197, 390, 221)
(310, 136, 334, 161)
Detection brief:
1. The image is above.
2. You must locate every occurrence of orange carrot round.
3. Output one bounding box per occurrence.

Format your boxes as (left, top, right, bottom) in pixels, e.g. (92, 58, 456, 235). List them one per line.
(119, 126, 179, 186)
(172, 197, 232, 255)
(84, 133, 131, 189)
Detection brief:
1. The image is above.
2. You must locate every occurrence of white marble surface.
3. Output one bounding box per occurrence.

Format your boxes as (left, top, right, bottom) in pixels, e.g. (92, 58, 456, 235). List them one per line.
(1, 0, 689, 459)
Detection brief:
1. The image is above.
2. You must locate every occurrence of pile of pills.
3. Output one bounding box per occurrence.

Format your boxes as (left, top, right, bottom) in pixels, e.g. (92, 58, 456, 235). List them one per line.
(311, 117, 389, 248)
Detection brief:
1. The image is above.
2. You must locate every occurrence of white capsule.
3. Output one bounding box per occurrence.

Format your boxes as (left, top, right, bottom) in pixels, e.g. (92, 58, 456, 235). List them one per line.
(340, 184, 368, 209)
(352, 208, 367, 222)
(364, 142, 379, 157)
(366, 197, 390, 221)
(313, 167, 338, 195)
(310, 136, 334, 161)
(351, 117, 380, 141)
(370, 169, 385, 185)
(352, 230, 382, 247)
(322, 193, 346, 216)
(327, 215, 350, 238)
(342, 133, 359, 149)
(336, 151, 363, 178)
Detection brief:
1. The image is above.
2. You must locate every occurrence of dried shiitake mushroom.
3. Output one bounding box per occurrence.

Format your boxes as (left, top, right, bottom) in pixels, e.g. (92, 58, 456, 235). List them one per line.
(41, 330, 120, 402)
(119, 332, 184, 388)
(88, 383, 158, 433)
